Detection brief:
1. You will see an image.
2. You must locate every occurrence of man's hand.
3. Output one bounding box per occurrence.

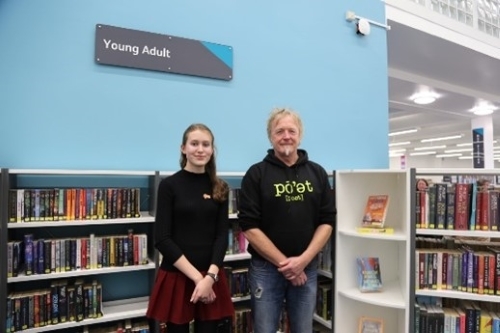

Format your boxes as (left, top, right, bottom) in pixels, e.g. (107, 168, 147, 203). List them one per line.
(290, 271, 307, 286)
(278, 256, 307, 280)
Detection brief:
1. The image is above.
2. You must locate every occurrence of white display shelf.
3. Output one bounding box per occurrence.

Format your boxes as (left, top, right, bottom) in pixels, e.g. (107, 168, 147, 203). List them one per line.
(7, 213, 154, 228)
(335, 170, 411, 333)
(339, 229, 407, 241)
(8, 260, 155, 283)
(18, 296, 148, 332)
(338, 280, 406, 309)
(224, 252, 251, 261)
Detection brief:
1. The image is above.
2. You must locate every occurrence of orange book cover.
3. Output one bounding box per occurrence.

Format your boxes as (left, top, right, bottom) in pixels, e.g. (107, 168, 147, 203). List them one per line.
(362, 195, 389, 228)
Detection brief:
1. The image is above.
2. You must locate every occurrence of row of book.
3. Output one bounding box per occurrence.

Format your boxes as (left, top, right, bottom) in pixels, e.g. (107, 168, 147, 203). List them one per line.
(318, 241, 332, 272)
(8, 187, 142, 222)
(233, 308, 252, 333)
(316, 281, 332, 321)
(6, 279, 102, 332)
(416, 297, 500, 333)
(227, 223, 248, 255)
(416, 182, 500, 231)
(416, 236, 500, 295)
(7, 232, 148, 278)
(223, 267, 250, 298)
(416, 247, 500, 294)
(228, 188, 240, 215)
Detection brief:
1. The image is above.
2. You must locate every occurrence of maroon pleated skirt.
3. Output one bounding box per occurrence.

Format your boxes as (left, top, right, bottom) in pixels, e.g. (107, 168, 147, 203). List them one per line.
(146, 268, 234, 324)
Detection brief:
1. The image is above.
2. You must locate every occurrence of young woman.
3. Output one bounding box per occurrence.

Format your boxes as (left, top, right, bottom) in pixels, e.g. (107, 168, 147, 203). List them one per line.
(147, 124, 234, 333)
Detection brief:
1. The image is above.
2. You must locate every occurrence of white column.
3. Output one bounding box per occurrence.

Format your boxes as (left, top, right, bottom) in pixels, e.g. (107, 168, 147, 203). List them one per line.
(471, 115, 494, 169)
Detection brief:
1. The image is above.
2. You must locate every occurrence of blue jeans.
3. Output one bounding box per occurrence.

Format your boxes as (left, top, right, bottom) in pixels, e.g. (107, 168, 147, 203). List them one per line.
(249, 256, 318, 333)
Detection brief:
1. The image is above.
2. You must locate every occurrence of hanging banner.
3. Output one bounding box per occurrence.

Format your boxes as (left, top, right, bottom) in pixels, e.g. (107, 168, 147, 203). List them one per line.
(472, 127, 485, 168)
(95, 24, 233, 81)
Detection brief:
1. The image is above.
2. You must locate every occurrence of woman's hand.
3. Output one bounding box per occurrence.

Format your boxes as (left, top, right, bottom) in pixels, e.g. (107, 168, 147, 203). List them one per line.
(190, 276, 217, 304)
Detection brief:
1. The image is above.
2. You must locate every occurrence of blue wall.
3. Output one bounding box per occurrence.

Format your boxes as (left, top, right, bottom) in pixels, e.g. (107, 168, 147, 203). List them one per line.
(0, 0, 389, 172)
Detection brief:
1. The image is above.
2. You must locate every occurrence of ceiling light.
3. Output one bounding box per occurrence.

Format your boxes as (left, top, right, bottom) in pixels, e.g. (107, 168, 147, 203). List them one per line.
(458, 156, 473, 159)
(410, 91, 439, 105)
(469, 100, 498, 116)
(389, 153, 404, 157)
(421, 135, 463, 143)
(436, 153, 462, 158)
(388, 141, 411, 147)
(390, 149, 406, 153)
(444, 148, 472, 153)
(414, 145, 446, 151)
(389, 128, 418, 137)
(410, 151, 436, 156)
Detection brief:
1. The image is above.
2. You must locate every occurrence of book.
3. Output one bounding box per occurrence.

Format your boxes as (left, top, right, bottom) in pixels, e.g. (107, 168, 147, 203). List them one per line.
(362, 195, 389, 228)
(358, 316, 384, 333)
(356, 227, 394, 234)
(357, 257, 382, 292)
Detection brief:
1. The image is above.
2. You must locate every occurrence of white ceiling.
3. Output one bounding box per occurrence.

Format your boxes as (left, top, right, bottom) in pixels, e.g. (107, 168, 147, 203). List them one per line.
(387, 20, 500, 153)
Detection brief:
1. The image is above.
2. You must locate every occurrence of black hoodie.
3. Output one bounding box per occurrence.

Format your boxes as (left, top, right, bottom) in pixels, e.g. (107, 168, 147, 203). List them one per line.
(238, 149, 336, 259)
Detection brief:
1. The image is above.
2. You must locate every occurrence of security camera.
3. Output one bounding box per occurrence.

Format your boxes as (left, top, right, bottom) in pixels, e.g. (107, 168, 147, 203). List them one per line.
(356, 19, 371, 36)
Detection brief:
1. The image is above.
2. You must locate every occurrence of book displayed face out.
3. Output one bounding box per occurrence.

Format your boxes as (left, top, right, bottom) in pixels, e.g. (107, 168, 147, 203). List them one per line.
(362, 195, 389, 229)
(356, 257, 382, 293)
(358, 316, 384, 333)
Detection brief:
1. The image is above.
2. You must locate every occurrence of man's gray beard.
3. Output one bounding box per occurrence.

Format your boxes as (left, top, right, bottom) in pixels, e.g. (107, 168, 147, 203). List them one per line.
(285, 147, 290, 156)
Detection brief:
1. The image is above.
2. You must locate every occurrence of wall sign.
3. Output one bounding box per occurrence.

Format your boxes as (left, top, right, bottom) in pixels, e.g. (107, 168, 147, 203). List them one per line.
(95, 24, 233, 81)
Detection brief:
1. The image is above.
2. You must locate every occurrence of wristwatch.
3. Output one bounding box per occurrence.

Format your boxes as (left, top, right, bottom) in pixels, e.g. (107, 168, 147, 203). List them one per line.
(206, 272, 219, 282)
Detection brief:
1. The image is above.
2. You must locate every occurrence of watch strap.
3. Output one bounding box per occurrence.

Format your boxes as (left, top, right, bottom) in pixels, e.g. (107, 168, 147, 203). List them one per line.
(206, 272, 218, 282)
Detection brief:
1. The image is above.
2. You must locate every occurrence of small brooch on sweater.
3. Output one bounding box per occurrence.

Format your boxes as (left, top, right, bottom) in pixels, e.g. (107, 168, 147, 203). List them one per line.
(203, 194, 211, 199)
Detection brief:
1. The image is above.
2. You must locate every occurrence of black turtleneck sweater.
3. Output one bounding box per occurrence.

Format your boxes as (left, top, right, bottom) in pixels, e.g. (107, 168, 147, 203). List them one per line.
(154, 169, 229, 271)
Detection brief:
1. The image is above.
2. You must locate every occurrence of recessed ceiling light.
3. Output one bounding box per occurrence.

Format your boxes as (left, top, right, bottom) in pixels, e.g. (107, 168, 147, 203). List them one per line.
(388, 141, 411, 147)
(421, 134, 463, 143)
(410, 151, 437, 156)
(436, 153, 462, 158)
(414, 145, 446, 151)
(388, 128, 418, 137)
(444, 148, 472, 153)
(469, 101, 498, 116)
(410, 91, 439, 105)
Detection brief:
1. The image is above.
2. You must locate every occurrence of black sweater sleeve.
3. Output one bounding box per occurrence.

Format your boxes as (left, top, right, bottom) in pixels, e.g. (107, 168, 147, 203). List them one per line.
(211, 199, 229, 268)
(154, 178, 184, 264)
(317, 167, 336, 228)
(237, 165, 262, 232)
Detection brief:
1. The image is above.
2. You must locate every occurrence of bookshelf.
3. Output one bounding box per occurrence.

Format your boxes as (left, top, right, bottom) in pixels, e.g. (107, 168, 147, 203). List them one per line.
(412, 168, 500, 332)
(335, 170, 412, 333)
(16, 296, 149, 333)
(1, 169, 8, 333)
(0, 169, 157, 333)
